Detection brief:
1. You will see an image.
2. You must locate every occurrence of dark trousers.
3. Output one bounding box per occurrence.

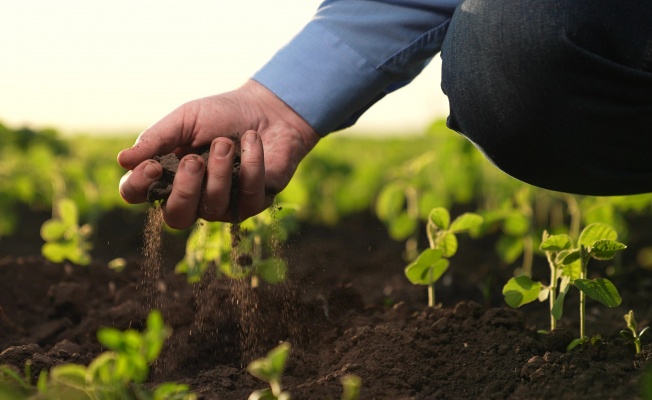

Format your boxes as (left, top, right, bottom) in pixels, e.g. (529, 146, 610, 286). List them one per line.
(441, 0, 652, 195)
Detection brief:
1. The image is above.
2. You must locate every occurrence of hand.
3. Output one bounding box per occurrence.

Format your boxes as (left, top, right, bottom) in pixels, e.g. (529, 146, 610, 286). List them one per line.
(117, 80, 320, 229)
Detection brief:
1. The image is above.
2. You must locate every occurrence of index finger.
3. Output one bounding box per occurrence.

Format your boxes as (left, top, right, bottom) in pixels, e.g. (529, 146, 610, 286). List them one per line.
(117, 103, 198, 170)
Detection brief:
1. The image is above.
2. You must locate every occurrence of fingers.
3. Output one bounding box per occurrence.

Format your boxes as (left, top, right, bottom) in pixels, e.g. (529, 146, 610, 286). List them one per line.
(163, 154, 206, 229)
(237, 131, 266, 220)
(199, 138, 235, 221)
(119, 160, 163, 204)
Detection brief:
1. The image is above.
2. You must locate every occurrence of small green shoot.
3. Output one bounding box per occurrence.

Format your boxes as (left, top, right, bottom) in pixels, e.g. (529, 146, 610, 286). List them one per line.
(620, 310, 649, 354)
(247, 342, 291, 400)
(40, 197, 93, 266)
(405, 207, 483, 307)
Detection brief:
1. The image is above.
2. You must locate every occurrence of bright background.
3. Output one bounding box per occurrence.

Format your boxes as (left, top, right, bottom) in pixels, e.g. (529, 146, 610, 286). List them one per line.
(0, 0, 449, 136)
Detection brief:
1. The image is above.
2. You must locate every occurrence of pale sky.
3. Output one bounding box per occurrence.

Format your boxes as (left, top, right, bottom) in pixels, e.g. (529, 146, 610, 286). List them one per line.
(0, 0, 449, 136)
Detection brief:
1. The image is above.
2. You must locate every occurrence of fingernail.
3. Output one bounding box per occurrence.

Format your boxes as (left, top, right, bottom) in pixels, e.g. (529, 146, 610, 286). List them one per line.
(245, 131, 258, 143)
(143, 162, 160, 179)
(184, 157, 203, 175)
(212, 140, 232, 158)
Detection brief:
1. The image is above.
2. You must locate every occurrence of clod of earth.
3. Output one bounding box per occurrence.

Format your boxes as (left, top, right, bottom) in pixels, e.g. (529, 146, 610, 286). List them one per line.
(146, 147, 210, 203)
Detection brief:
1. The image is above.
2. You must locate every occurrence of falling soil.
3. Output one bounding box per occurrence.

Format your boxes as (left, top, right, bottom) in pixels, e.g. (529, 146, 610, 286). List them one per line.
(141, 138, 272, 368)
(3, 209, 652, 399)
(142, 206, 164, 309)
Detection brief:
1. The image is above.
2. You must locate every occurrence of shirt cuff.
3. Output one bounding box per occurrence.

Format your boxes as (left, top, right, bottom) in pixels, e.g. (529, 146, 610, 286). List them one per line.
(252, 21, 394, 136)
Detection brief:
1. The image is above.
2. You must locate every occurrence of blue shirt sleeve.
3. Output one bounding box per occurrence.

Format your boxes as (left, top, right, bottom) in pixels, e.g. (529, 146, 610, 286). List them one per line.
(252, 0, 459, 136)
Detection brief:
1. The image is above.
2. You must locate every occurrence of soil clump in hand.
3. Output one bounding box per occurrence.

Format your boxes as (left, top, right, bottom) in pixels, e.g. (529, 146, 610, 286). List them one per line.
(146, 147, 210, 204)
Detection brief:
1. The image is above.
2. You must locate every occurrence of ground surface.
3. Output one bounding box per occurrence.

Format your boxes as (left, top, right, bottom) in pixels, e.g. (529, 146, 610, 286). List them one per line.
(1, 210, 652, 399)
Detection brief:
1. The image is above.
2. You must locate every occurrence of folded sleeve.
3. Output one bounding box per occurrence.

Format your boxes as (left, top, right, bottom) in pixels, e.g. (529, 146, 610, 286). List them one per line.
(252, 0, 458, 135)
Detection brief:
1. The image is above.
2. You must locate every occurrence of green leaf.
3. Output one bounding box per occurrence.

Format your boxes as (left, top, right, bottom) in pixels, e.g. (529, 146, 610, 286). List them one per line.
(404, 258, 449, 285)
(449, 212, 483, 233)
(41, 220, 67, 241)
(58, 198, 79, 226)
(574, 278, 622, 307)
(501, 213, 529, 237)
(248, 388, 276, 400)
(97, 328, 123, 351)
(415, 248, 445, 265)
(502, 276, 544, 308)
(495, 235, 524, 264)
(247, 343, 291, 384)
(562, 250, 580, 266)
(256, 258, 288, 284)
(42, 242, 70, 263)
(375, 183, 405, 221)
(387, 212, 417, 241)
(428, 207, 450, 230)
(561, 257, 582, 281)
(540, 234, 572, 252)
(435, 232, 458, 258)
(552, 276, 571, 321)
(589, 240, 627, 260)
(578, 223, 617, 248)
(50, 364, 87, 391)
(153, 382, 194, 400)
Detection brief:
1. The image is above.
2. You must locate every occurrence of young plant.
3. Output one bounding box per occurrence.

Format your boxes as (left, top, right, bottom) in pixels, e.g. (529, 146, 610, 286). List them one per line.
(563, 223, 626, 349)
(0, 310, 196, 399)
(404, 207, 483, 307)
(247, 342, 291, 400)
(503, 223, 626, 346)
(503, 230, 573, 331)
(40, 197, 93, 266)
(620, 310, 649, 354)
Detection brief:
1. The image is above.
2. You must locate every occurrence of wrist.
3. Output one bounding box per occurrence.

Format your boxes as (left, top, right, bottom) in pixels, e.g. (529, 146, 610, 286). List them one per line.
(240, 80, 320, 149)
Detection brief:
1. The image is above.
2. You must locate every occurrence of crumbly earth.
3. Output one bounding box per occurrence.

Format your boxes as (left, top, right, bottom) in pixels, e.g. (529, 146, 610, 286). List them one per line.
(147, 148, 211, 203)
(1, 210, 652, 399)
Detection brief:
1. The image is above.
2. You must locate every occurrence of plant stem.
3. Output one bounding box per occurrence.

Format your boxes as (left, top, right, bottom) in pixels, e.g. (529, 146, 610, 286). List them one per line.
(270, 380, 282, 398)
(428, 283, 435, 308)
(546, 252, 557, 331)
(579, 257, 587, 339)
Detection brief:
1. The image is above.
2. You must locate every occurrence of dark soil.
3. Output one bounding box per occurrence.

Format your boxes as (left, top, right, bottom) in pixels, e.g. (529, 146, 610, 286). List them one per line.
(1, 210, 652, 399)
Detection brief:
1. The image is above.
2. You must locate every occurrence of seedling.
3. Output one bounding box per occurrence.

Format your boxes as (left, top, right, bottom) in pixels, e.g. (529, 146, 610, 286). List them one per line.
(620, 310, 649, 354)
(40, 197, 93, 266)
(503, 223, 626, 346)
(405, 207, 483, 307)
(503, 230, 572, 331)
(0, 310, 196, 399)
(247, 342, 291, 400)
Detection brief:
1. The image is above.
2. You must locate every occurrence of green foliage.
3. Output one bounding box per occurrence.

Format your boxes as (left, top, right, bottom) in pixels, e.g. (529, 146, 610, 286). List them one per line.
(503, 223, 626, 339)
(247, 343, 291, 400)
(0, 310, 196, 399)
(40, 198, 93, 266)
(176, 205, 296, 285)
(620, 310, 649, 354)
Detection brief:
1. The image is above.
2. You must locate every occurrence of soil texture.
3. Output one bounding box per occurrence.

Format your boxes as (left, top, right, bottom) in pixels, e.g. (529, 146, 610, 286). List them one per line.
(1, 211, 652, 399)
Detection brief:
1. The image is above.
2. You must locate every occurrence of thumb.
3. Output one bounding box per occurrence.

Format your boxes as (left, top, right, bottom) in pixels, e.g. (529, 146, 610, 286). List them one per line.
(117, 104, 196, 170)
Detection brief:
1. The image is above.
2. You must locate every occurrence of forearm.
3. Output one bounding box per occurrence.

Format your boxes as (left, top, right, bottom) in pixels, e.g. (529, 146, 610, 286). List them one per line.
(252, 0, 459, 136)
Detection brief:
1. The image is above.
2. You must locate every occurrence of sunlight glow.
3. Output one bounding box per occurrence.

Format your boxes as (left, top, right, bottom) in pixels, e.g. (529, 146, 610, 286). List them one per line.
(0, 0, 448, 135)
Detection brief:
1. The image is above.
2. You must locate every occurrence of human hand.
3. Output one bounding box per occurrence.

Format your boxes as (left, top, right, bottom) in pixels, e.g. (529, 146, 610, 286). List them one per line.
(117, 80, 320, 229)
